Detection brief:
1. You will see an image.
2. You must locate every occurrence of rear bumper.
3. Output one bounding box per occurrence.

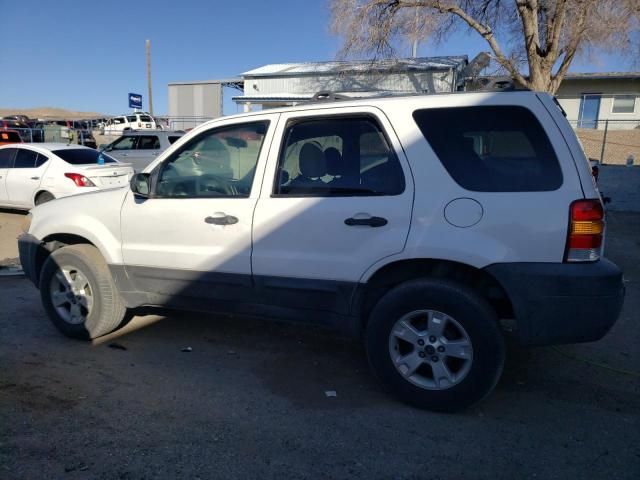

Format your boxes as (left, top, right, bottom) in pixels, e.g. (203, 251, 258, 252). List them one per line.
(18, 233, 44, 286)
(485, 259, 625, 346)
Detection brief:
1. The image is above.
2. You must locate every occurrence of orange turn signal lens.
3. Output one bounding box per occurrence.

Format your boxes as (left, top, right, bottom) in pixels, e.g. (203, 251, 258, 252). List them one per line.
(571, 220, 604, 235)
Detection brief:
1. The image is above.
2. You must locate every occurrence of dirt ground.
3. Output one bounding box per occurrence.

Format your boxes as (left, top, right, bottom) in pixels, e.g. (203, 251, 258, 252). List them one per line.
(0, 209, 23, 267)
(0, 210, 638, 479)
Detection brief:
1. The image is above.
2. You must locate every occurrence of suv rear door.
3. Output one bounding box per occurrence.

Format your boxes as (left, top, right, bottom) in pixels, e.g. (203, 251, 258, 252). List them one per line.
(251, 107, 414, 314)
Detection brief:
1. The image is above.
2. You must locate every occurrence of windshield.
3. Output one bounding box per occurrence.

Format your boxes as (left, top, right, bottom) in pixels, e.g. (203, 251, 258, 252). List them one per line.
(53, 149, 117, 164)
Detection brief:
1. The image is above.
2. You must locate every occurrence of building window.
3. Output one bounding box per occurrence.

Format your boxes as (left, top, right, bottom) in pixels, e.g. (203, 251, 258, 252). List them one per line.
(612, 95, 636, 114)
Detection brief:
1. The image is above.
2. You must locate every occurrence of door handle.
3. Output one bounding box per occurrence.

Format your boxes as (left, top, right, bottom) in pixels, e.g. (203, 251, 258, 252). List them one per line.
(205, 213, 239, 225)
(344, 216, 388, 227)
(30, 176, 40, 180)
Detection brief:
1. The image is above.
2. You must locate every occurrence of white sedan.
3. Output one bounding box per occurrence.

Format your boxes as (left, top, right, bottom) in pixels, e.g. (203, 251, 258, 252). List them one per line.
(0, 143, 133, 209)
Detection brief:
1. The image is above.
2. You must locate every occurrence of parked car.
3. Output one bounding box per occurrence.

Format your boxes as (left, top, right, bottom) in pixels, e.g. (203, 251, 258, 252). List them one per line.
(2, 114, 30, 123)
(0, 119, 31, 142)
(100, 131, 184, 171)
(18, 91, 624, 412)
(103, 113, 157, 134)
(0, 130, 23, 146)
(0, 143, 133, 209)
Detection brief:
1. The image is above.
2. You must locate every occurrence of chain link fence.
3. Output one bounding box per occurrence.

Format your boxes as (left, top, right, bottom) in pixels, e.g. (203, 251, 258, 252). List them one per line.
(568, 119, 640, 165)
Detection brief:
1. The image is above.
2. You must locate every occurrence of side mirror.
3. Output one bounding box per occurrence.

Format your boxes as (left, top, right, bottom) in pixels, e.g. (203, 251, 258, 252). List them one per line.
(130, 173, 151, 197)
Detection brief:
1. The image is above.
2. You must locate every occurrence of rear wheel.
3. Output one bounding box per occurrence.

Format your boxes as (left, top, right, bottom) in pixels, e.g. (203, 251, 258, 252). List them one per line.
(366, 278, 505, 412)
(39, 244, 127, 339)
(35, 191, 55, 205)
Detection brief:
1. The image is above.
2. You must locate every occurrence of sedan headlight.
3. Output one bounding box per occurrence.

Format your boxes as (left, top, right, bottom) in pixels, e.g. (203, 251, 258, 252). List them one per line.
(21, 212, 33, 234)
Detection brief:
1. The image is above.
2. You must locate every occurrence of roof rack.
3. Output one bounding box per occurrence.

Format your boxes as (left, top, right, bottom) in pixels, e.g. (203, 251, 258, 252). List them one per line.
(310, 91, 351, 102)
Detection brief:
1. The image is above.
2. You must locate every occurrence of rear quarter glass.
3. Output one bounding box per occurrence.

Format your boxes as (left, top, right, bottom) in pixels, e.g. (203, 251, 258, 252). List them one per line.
(413, 106, 563, 192)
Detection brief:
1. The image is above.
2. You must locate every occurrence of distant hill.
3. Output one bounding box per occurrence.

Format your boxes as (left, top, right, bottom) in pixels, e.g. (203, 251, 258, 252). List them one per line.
(0, 107, 107, 120)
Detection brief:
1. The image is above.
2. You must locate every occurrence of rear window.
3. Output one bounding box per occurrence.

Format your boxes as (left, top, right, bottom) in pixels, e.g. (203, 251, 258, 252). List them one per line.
(413, 106, 563, 192)
(53, 149, 116, 165)
(1, 131, 21, 142)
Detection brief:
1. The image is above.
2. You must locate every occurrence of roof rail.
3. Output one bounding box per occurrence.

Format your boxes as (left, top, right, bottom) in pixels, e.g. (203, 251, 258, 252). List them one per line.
(478, 78, 531, 92)
(310, 91, 351, 102)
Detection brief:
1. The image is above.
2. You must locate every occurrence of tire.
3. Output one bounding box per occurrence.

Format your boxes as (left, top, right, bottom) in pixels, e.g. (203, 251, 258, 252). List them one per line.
(35, 191, 55, 205)
(39, 244, 127, 340)
(366, 278, 505, 412)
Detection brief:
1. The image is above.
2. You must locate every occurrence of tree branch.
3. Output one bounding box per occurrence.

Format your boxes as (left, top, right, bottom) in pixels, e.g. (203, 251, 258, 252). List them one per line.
(402, 1, 529, 86)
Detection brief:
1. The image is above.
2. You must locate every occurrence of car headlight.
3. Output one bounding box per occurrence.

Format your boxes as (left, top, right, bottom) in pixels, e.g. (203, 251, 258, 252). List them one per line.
(21, 212, 33, 234)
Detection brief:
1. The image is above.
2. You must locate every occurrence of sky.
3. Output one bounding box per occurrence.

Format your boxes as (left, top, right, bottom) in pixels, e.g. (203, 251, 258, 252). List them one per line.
(0, 0, 635, 116)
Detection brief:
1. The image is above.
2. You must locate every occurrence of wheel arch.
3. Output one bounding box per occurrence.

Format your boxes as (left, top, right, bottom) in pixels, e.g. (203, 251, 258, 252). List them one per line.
(33, 233, 98, 285)
(34, 190, 54, 205)
(355, 258, 515, 331)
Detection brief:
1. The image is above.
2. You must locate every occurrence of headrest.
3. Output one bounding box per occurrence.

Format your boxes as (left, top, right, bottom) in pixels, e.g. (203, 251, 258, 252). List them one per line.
(324, 147, 344, 176)
(299, 143, 326, 178)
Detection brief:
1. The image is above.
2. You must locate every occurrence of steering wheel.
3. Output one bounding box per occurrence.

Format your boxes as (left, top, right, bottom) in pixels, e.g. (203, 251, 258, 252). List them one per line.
(197, 174, 237, 195)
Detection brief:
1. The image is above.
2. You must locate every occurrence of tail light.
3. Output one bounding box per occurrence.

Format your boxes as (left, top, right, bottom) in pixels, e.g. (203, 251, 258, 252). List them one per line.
(565, 199, 604, 262)
(64, 173, 96, 187)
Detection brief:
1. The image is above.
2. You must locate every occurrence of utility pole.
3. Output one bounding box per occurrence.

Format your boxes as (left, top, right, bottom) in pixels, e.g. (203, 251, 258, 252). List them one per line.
(146, 39, 154, 116)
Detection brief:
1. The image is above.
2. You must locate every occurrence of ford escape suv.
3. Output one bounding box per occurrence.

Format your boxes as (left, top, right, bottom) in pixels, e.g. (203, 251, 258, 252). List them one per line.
(18, 91, 625, 412)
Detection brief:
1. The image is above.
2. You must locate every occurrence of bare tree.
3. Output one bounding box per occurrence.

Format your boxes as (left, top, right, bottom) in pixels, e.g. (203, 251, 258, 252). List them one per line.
(330, 0, 640, 93)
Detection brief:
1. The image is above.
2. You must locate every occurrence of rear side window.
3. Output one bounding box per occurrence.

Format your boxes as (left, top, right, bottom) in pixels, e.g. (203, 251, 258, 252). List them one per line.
(275, 116, 405, 196)
(13, 149, 39, 168)
(168, 136, 181, 144)
(35, 153, 49, 167)
(413, 106, 562, 192)
(139, 115, 152, 122)
(53, 149, 116, 164)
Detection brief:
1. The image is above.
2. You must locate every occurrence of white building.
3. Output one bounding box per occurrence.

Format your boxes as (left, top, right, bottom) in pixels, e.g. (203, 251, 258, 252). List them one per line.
(555, 72, 640, 129)
(232, 56, 470, 111)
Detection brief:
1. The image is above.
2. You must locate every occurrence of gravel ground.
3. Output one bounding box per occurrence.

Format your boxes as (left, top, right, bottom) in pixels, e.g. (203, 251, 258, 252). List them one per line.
(0, 211, 638, 479)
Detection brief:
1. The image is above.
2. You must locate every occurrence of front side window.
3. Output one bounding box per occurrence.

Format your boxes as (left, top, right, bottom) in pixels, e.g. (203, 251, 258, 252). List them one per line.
(275, 116, 405, 196)
(156, 121, 269, 198)
(137, 136, 160, 150)
(109, 136, 137, 151)
(612, 95, 636, 114)
(413, 106, 563, 192)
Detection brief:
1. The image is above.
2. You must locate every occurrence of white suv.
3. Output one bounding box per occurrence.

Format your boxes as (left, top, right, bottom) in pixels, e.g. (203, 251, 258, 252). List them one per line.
(18, 92, 624, 411)
(103, 113, 157, 134)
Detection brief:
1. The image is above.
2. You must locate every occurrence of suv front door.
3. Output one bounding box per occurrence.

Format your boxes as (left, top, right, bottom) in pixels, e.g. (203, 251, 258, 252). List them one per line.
(120, 114, 277, 307)
(251, 108, 414, 315)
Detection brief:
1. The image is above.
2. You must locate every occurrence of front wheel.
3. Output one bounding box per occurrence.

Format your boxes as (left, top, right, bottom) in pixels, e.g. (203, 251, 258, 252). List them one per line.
(366, 278, 505, 412)
(39, 244, 127, 339)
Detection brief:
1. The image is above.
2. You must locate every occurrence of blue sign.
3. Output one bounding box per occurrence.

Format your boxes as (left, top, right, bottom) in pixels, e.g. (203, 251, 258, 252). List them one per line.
(128, 93, 143, 109)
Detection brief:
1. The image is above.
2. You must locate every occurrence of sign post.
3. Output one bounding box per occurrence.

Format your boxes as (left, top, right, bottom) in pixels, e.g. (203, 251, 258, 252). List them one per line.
(128, 93, 143, 110)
